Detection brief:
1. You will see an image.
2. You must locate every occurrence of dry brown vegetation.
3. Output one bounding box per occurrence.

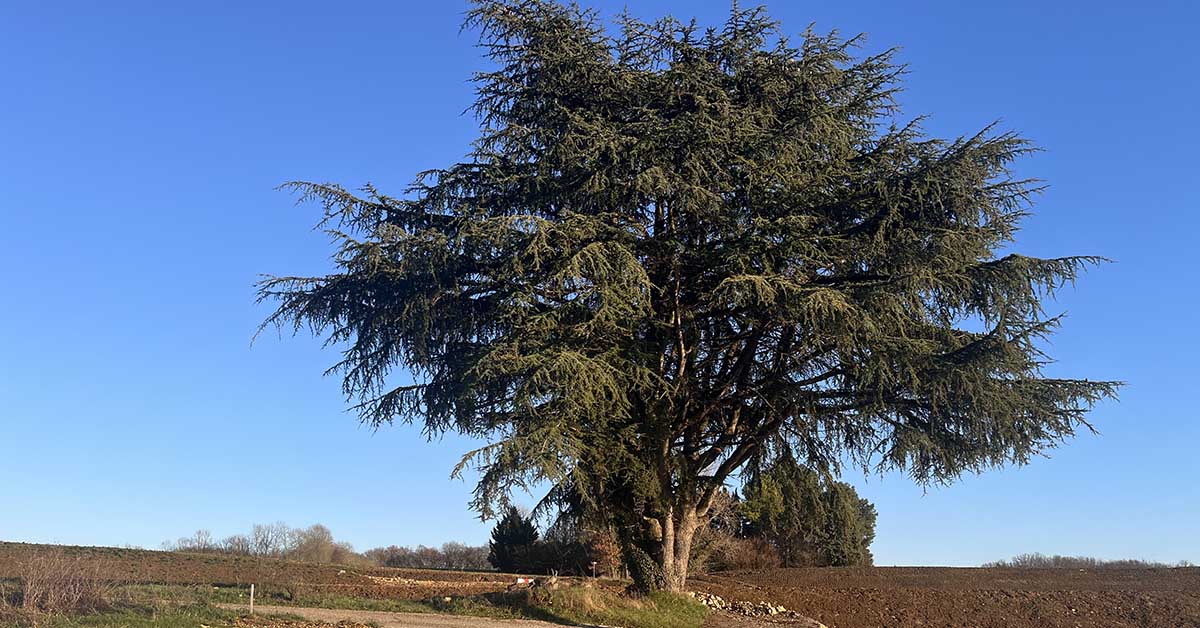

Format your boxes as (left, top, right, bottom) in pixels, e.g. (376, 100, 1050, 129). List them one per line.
(0, 548, 118, 625)
(234, 616, 372, 628)
(701, 537, 780, 572)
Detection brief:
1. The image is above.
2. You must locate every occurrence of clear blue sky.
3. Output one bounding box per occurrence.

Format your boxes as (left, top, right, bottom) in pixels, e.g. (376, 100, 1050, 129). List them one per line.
(1, 1, 1197, 567)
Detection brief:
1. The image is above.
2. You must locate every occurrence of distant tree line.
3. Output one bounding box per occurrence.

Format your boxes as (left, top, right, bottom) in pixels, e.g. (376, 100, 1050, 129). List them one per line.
(362, 543, 489, 571)
(162, 523, 489, 570)
(164, 523, 364, 565)
(983, 553, 1194, 569)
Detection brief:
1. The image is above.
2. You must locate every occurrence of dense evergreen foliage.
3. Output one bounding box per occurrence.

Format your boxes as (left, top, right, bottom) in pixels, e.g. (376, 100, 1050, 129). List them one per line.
(741, 457, 876, 566)
(486, 507, 602, 575)
(260, 0, 1118, 590)
(488, 507, 540, 572)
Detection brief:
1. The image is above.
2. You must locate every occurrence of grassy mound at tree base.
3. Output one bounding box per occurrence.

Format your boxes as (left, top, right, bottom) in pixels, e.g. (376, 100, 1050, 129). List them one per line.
(503, 586, 708, 628)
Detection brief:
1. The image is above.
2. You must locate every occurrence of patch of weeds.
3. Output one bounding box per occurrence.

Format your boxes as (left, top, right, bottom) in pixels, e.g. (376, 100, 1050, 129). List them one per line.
(45, 604, 233, 628)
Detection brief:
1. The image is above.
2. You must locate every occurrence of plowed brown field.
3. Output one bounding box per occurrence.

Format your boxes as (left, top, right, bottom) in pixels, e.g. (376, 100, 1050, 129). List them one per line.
(693, 567, 1200, 628)
(0, 542, 518, 599)
(3, 543, 1197, 627)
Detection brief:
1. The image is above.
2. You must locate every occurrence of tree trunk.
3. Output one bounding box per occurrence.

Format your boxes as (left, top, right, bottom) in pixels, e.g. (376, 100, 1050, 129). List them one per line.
(658, 509, 698, 592)
(624, 506, 702, 594)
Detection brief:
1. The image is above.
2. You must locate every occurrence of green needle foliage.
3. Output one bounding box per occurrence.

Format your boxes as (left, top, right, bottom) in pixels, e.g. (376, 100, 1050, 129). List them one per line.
(259, 0, 1119, 591)
(488, 506, 539, 572)
(741, 455, 877, 567)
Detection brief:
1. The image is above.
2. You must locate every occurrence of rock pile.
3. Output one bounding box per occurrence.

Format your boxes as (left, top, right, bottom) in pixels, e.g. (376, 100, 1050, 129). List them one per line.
(688, 591, 827, 626)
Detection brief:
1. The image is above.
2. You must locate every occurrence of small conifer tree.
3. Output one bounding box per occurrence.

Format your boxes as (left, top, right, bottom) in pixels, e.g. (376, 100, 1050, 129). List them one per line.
(487, 506, 539, 573)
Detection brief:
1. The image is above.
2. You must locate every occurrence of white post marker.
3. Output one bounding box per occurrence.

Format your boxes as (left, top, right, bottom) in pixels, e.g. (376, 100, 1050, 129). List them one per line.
(250, 584, 255, 615)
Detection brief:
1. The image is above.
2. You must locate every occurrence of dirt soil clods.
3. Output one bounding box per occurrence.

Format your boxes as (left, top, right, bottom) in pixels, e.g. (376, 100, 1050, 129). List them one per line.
(693, 566, 1200, 628)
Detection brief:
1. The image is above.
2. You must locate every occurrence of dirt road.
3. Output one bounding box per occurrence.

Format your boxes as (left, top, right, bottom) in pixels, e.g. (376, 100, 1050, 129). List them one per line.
(220, 604, 589, 628)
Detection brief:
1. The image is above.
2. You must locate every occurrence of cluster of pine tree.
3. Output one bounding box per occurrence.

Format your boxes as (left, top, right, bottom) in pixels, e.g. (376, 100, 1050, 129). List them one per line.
(737, 457, 876, 567)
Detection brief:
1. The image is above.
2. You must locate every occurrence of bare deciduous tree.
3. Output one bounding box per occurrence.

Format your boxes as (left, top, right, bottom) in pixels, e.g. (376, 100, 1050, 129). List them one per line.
(251, 522, 292, 557)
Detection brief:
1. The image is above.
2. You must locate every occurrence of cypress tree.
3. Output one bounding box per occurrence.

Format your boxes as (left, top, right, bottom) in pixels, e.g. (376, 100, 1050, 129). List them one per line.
(260, 0, 1118, 591)
(488, 506, 539, 572)
(741, 455, 876, 566)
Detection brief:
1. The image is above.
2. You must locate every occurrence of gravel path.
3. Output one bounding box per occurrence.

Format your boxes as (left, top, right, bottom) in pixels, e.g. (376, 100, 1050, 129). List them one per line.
(219, 604, 587, 628)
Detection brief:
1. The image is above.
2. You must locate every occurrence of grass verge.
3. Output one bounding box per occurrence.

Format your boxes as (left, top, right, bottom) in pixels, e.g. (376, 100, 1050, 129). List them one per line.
(0, 603, 235, 628)
(44, 605, 234, 628)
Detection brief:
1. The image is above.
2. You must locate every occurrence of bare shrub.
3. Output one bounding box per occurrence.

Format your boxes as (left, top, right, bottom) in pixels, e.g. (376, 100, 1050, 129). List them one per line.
(1, 579, 30, 626)
(706, 537, 781, 572)
(582, 527, 622, 579)
(13, 550, 113, 616)
(0, 604, 34, 628)
(689, 490, 740, 575)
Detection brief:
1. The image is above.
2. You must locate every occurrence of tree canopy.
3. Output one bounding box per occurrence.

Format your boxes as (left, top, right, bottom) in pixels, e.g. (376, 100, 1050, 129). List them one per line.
(259, 0, 1118, 591)
(741, 456, 876, 567)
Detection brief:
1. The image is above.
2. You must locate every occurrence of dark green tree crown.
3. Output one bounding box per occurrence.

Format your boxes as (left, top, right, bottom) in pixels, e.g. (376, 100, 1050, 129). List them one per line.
(741, 454, 877, 566)
(259, 0, 1118, 522)
(488, 506, 540, 571)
